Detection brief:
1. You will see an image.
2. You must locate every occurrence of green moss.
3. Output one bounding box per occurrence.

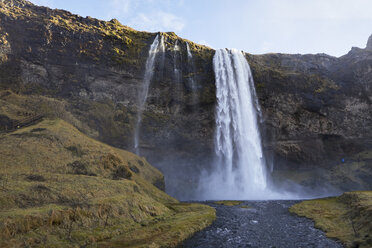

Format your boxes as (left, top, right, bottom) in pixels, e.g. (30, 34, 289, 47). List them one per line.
(214, 201, 243, 206)
(141, 111, 171, 133)
(113, 47, 124, 56)
(256, 83, 265, 89)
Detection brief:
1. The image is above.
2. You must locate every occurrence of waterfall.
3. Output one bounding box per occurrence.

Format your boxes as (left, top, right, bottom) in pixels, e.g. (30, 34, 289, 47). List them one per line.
(172, 40, 183, 113)
(173, 40, 182, 84)
(199, 48, 271, 200)
(159, 35, 165, 74)
(186, 42, 193, 59)
(186, 42, 198, 105)
(133, 34, 161, 154)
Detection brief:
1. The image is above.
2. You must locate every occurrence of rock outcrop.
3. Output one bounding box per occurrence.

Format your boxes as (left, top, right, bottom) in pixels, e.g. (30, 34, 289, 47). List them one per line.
(367, 34, 372, 50)
(248, 48, 372, 168)
(0, 0, 371, 198)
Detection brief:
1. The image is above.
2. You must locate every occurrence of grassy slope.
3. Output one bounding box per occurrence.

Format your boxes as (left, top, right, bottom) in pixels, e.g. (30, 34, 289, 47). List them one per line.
(0, 118, 215, 247)
(0, 90, 100, 137)
(290, 191, 372, 248)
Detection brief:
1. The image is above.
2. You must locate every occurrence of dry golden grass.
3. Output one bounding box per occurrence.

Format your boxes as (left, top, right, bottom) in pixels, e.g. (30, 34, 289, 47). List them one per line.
(0, 118, 215, 247)
(0, 90, 98, 137)
(100, 203, 215, 248)
(290, 191, 372, 248)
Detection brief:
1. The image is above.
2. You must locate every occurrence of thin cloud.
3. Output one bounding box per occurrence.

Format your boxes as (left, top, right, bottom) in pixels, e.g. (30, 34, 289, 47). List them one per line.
(104, 0, 134, 20)
(157, 11, 185, 32)
(103, 0, 185, 32)
(129, 11, 185, 32)
(29, 0, 55, 7)
(198, 40, 214, 49)
(269, 0, 372, 21)
(260, 41, 273, 53)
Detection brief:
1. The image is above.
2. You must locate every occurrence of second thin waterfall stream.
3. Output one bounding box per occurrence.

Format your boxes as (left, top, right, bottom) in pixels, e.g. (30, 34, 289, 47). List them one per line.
(133, 35, 162, 155)
(186, 42, 198, 106)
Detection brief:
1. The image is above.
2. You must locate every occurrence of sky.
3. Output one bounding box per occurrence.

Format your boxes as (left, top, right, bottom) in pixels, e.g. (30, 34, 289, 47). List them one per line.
(30, 0, 372, 57)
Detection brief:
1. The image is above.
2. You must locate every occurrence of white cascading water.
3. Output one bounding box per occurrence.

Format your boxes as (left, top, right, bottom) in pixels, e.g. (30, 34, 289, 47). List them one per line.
(186, 43, 194, 85)
(199, 48, 279, 200)
(186, 42, 192, 59)
(133, 34, 161, 154)
(172, 40, 183, 113)
(186, 42, 198, 105)
(159, 35, 165, 73)
(173, 40, 182, 84)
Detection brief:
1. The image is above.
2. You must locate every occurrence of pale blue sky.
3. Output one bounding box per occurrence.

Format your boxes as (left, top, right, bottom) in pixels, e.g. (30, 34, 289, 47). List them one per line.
(30, 0, 372, 57)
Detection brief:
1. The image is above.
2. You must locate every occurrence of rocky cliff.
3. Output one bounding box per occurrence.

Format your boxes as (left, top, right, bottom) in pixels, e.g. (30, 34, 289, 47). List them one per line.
(1, 0, 371, 198)
(248, 46, 372, 168)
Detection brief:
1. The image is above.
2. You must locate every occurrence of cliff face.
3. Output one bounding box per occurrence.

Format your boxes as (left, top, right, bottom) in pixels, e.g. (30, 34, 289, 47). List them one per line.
(1, 0, 371, 198)
(367, 34, 372, 50)
(248, 49, 372, 169)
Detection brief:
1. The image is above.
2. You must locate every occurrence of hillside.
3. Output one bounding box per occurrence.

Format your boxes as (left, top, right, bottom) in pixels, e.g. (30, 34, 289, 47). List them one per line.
(0, 115, 215, 247)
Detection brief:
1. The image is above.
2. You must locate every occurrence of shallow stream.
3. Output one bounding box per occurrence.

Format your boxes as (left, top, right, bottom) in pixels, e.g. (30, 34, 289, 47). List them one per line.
(182, 200, 343, 248)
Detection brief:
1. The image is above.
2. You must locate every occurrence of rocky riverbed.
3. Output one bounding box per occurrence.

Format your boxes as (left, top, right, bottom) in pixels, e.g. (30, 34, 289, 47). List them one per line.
(182, 200, 343, 248)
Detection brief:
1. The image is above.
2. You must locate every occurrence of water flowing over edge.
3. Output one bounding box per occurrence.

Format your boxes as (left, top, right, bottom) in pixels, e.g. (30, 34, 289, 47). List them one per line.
(186, 42, 198, 105)
(133, 35, 161, 155)
(197, 48, 298, 200)
(134, 39, 314, 200)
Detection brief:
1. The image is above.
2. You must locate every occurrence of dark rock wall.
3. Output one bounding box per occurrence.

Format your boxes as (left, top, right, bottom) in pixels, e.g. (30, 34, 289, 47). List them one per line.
(247, 50, 372, 170)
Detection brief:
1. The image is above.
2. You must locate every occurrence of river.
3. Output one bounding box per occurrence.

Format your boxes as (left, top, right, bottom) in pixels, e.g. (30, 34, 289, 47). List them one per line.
(182, 200, 343, 248)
